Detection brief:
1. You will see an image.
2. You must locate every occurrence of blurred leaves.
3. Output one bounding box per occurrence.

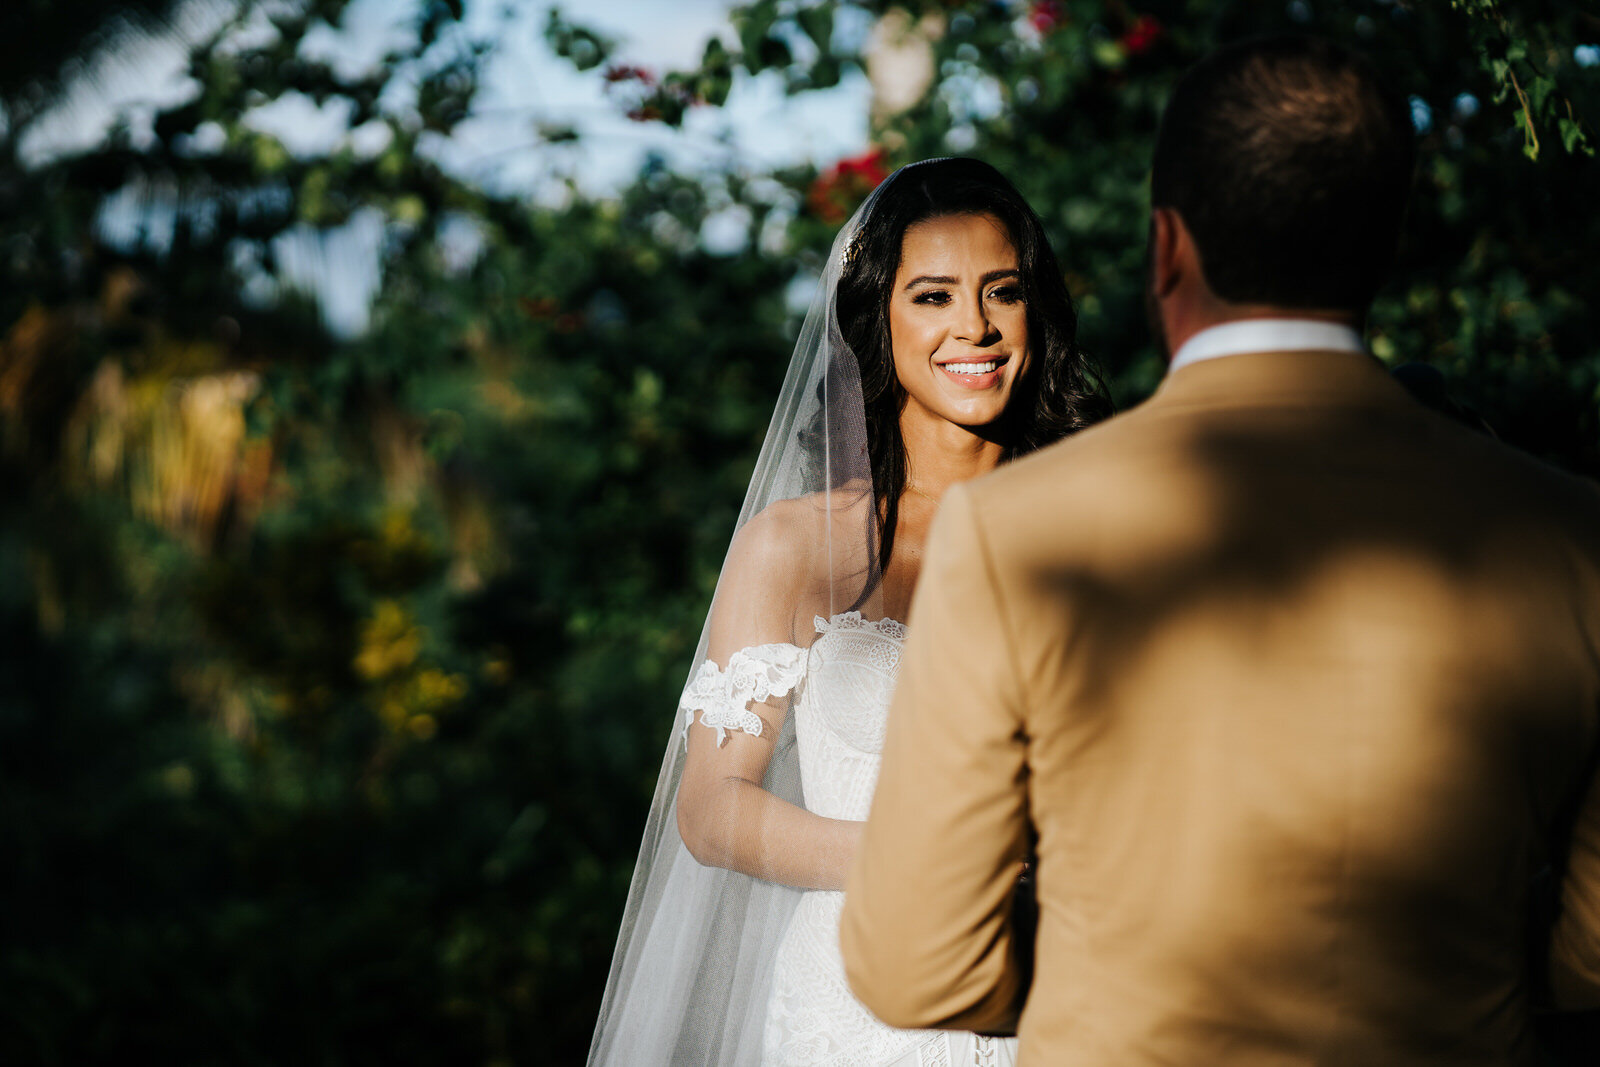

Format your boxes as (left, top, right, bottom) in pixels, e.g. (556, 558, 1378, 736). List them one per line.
(1, 1, 1598, 1065)
(0, 0, 189, 108)
(0, 0, 802, 1061)
(1448, 0, 1593, 160)
(542, 6, 615, 72)
(582, 0, 1599, 473)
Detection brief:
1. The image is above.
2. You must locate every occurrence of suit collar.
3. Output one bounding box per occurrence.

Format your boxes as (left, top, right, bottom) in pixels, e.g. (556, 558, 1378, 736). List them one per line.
(1149, 349, 1415, 412)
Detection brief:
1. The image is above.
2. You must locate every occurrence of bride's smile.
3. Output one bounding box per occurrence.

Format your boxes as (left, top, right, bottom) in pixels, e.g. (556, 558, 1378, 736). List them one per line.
(937, 354, 1010, 387)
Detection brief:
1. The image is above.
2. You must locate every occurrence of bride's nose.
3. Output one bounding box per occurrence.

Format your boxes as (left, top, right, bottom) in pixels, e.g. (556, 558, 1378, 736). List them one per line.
(954, 296, 999, 346)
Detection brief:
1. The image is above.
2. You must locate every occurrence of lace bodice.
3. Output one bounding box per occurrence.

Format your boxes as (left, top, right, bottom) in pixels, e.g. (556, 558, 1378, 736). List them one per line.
(681, 613, 1012, 1067)
(792, 612, 905, 822)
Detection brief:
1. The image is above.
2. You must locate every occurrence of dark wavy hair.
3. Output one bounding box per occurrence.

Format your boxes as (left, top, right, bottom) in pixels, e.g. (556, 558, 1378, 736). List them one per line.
(835, 157, 1113, 576)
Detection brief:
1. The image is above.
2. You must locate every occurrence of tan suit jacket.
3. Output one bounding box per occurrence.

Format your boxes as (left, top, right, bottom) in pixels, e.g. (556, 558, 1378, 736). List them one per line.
(840, 350, 1600, 1065)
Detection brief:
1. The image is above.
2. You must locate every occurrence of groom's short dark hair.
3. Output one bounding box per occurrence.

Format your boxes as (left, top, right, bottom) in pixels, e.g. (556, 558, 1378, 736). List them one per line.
(1151, 35, 1414, 313)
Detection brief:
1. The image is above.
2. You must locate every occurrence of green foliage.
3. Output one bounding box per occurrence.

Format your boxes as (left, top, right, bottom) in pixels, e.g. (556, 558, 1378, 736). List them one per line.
(1, 0, 1598, 1064)
(543, 7, 615, 72)
(0, 2, 794, 1063)
(617, 0, 1600, 475)
(1449, 0, 1593, 160)
(0, 0, 189, 110)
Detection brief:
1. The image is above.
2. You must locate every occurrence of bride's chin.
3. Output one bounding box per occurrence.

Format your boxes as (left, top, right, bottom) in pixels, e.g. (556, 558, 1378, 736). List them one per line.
(941, 398, 1011, 428)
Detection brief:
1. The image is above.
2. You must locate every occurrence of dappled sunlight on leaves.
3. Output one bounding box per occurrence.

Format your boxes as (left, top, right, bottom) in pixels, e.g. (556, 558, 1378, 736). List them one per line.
(2, 0, 1597, 1063)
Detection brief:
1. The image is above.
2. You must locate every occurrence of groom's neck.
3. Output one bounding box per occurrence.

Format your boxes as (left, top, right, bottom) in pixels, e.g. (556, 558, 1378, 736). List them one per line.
(1160, 295, 1363, 365)
(1148, 209, 1364, 364)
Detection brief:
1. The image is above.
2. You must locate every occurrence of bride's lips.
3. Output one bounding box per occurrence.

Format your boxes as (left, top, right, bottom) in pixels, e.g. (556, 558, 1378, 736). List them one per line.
(937, 355, 1009, 389)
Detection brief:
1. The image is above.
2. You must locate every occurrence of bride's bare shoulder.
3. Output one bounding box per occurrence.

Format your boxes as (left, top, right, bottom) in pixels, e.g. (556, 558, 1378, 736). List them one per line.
(725, 485, 875, 585)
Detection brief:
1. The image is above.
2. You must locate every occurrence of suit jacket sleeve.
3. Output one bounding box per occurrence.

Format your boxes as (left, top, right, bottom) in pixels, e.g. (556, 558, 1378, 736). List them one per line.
(840, 483, 1032, 1032)
(1550, 749, 1600, 1009)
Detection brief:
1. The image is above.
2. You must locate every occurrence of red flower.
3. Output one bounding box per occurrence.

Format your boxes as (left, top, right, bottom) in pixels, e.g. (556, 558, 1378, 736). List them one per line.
(602, 64, 656, 86)
(1029, 1, 1067, 35)
(1121, 15, 1163, 55)
(807, 148, 890, 224)
(837, 149, 888, 185)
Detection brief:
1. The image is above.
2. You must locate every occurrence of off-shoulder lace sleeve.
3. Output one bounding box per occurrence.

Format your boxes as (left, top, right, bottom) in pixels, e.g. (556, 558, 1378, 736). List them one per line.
(680, 643, 807, 747)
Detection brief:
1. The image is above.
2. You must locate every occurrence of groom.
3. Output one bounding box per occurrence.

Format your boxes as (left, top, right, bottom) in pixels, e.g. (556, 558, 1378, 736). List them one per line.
(840, 34, 1600, 1065)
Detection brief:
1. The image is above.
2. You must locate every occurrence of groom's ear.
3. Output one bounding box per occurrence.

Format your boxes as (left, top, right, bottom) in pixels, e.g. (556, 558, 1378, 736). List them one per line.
(1149, 206, 1190, 300)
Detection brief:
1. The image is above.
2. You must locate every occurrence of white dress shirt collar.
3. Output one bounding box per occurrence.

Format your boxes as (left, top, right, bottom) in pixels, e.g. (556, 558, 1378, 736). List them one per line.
(1168, 318, 1365, 374)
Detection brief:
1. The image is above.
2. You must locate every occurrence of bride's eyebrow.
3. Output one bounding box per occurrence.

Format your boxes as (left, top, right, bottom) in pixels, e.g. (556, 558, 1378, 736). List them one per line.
(901, 268, 1021, 291)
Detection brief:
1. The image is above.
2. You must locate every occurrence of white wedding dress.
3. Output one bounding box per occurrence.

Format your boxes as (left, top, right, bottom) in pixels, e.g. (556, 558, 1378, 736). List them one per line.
(684, 611, 1017, 1067)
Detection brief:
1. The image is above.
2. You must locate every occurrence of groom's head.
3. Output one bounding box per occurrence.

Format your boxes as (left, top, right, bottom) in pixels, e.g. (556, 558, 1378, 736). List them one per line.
(1148, 35, 1414, 352)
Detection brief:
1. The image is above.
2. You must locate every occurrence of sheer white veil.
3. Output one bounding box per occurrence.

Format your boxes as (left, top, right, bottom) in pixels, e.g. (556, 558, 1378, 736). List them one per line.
(587, 172, 911, 1067)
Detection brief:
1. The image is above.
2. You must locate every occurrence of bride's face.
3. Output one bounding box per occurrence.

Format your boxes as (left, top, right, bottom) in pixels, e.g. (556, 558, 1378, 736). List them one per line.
(888, 211, 1030, 434)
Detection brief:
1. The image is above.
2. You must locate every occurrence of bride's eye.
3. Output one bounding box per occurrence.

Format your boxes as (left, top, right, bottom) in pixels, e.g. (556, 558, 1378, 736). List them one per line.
(987, 285, 1024, 304)
(911, 289, 951, 306)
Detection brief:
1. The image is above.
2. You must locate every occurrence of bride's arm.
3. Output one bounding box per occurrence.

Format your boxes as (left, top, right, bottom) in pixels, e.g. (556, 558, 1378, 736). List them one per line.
(675, 505, 864, 892)
(678, 727, 862, 891)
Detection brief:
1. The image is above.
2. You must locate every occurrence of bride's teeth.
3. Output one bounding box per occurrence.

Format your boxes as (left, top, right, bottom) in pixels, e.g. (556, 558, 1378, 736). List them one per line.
(948, 361, 998, 374)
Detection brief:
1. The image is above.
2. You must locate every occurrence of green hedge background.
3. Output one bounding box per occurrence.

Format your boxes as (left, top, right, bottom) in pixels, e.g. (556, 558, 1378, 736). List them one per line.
(1, 1, 1596, 1063)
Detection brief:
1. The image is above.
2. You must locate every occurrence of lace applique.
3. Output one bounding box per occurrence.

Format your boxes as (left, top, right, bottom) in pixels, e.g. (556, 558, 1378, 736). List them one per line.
(813, 611, 908, 643)
(680, 643, 806, 746)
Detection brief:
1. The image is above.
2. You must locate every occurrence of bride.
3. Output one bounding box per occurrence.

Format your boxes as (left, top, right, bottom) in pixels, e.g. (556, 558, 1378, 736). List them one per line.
(589, 157, 1111, 1067)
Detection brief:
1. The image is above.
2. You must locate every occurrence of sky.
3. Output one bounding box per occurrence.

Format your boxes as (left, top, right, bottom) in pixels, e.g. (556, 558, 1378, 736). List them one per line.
(456, 0, 874, 195)
(18, 0, 873, 335)
(23, 0, 873, 195)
